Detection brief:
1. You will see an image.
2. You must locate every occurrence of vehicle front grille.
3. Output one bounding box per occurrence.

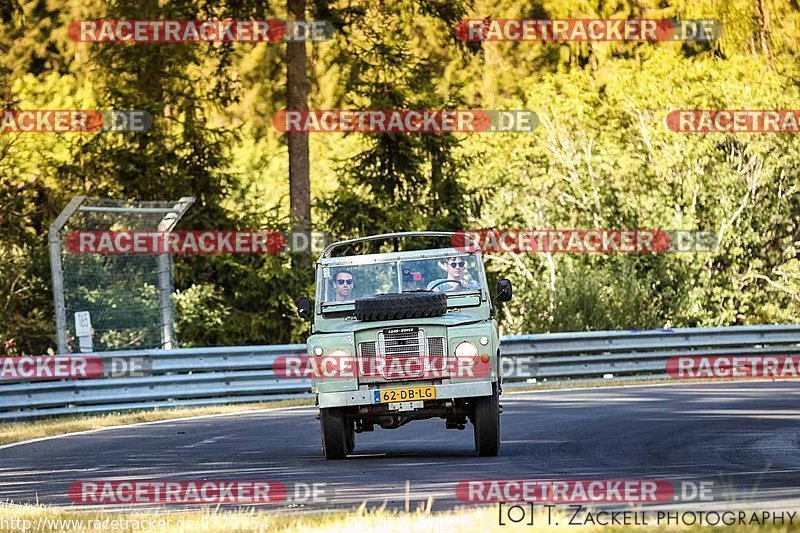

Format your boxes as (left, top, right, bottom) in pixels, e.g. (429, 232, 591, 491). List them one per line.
(379, 328, 424, 379)
(358, 341, 377, 358)
(427, 336, 444, 357)
(427, 336, 446, 373)
(357, 332, 448, 381)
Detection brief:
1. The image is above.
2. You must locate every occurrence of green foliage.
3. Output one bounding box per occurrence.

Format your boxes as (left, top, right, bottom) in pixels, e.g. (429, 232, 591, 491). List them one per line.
(466, 47, 800, 333)
(320, 0, 479, 240)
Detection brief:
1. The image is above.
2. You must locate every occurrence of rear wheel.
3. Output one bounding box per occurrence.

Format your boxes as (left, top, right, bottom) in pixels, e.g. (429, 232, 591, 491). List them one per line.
(473, 383, 500, 457)
(320, 407, 348, 460)
(346, 419, 356, 454)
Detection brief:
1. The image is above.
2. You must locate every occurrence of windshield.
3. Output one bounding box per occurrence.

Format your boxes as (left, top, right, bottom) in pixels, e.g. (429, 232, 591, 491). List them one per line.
(321, 254, 483, 304)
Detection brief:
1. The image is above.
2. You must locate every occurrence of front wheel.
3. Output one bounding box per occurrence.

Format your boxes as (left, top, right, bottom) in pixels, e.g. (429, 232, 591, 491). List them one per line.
(320, 407, 348, 460)
(346, 419, 356, 454)
(473, 383, 500, 457)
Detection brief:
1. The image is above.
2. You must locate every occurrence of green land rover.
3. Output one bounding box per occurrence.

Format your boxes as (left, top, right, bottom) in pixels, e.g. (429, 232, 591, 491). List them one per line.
(296, 232, 512, 459)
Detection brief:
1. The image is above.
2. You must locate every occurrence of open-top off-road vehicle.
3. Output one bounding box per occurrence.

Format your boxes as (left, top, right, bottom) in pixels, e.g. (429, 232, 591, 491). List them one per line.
(296, 232, 512, 459)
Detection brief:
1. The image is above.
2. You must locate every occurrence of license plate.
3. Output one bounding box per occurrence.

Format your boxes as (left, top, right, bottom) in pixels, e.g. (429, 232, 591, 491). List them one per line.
(374, 386, 436, 403)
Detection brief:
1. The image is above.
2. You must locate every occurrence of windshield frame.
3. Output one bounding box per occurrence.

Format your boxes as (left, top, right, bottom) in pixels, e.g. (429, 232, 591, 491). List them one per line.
(316, 247, 487, 312)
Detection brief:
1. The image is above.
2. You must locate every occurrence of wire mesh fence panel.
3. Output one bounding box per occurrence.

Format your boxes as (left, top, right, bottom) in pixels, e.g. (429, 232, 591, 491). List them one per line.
(51, 197, 194, 353)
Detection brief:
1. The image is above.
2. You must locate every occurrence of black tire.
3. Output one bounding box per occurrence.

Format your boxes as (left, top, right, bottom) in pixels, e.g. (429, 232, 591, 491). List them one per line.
(346, 420, 355, 454)
(320, 407, 348, 460)
(473, 383, 500, 457)
(354, 292, 447, 322)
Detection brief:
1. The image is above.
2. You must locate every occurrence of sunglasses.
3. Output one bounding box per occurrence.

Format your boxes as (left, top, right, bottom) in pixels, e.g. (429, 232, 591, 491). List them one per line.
(336, 279, 353, 285)
(449, 261, 466, 268)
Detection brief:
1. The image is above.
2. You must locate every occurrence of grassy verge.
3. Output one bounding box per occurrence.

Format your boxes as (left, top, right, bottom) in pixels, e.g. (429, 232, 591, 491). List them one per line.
(2, 503, 794, 532)
(0, 504, 500, 533)
(0, 398, 313, 446)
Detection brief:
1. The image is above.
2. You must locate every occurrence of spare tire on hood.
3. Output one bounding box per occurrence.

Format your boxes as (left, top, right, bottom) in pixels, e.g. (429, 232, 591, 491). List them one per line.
(354, 291, 447, 322)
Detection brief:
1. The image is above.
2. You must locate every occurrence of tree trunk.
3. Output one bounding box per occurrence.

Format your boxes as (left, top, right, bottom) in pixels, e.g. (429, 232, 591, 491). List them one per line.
(287, 0, 311, 234)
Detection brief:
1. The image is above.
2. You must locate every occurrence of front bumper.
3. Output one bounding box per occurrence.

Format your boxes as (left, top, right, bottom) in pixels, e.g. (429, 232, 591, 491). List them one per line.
(317, 380, 493, 408)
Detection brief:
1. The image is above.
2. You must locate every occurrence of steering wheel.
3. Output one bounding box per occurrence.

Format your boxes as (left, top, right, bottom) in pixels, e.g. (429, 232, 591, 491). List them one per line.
(427, 279, 463, 291)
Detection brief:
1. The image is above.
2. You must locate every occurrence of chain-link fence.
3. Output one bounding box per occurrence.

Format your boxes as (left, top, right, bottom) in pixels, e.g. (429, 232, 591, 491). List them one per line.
(49, 197, 194, 353)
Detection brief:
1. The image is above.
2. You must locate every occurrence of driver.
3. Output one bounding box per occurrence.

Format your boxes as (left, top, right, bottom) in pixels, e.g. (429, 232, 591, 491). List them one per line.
(427, 257, 479, 292)
(332, 270, 354, 301)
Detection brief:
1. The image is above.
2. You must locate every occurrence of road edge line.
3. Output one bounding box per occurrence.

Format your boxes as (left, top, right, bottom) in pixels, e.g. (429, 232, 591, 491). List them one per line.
(0, 404, 315, 451)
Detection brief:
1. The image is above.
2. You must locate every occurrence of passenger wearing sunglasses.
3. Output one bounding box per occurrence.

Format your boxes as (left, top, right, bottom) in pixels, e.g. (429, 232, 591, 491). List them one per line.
(333, 270, 354, 301)
(426, 257, 478, 292)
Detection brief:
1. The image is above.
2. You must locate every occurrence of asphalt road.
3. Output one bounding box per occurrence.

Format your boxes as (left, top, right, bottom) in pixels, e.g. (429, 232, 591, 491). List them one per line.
(1, 381, 799, 512)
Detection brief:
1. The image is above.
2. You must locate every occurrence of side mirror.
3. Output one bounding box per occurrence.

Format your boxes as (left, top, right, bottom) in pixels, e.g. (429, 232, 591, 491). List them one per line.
(495, 279, 512, 302)
(297, 297, 313, 322)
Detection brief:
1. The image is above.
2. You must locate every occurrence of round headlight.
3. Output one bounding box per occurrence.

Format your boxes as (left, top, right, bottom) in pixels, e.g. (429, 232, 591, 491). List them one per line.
(316, 349, 352, 378)
(479, 336, 489, 346)
(313, 346, 324, 356)
(455, 341, 479, 364)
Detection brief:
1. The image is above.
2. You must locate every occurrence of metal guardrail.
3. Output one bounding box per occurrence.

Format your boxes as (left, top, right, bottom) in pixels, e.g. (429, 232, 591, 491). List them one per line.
(1, 325, 798, 421)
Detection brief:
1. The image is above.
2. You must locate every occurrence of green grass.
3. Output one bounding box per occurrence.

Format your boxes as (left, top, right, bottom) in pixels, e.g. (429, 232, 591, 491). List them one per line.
(2, 502, 797, 532)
